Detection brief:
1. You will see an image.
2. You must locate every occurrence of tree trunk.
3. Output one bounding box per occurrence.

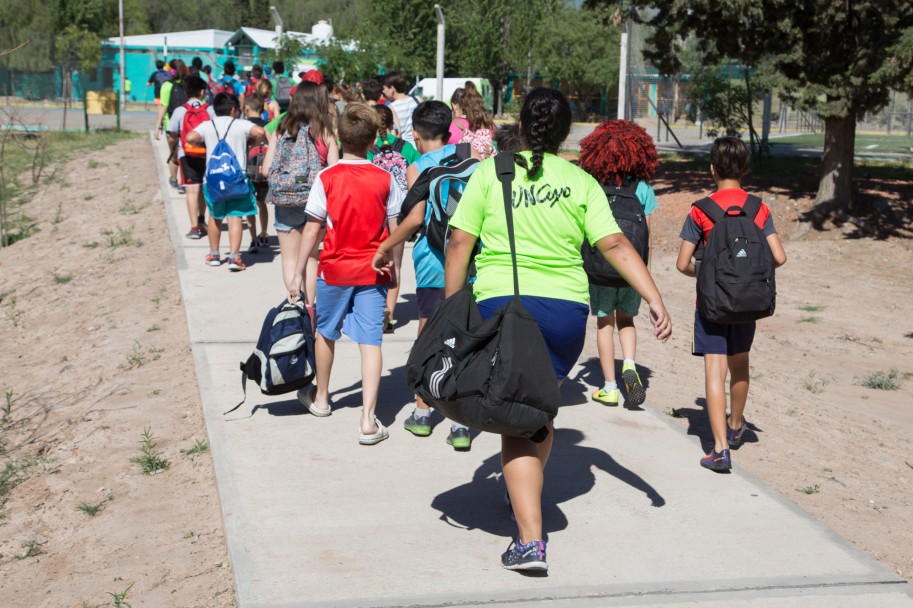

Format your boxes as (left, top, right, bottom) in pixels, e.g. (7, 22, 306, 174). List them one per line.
(814, 114, 856, 214)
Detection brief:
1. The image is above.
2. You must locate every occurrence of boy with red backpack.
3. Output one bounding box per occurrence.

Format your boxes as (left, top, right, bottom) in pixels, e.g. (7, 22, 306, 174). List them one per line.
(675, 137, 787, 472)
(213, 60, 245, 104)
(166, 75, 214, 239)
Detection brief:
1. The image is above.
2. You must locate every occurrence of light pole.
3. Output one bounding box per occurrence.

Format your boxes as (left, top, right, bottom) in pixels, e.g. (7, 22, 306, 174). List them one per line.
(118, 0, 126, 112)
(617, 18, 628, 120)
(270, 5, 284, 63)
(434, 4, 445, 101)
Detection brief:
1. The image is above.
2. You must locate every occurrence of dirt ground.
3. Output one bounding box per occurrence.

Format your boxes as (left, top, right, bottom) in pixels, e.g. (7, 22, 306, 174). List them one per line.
(0, 139, 910, 607)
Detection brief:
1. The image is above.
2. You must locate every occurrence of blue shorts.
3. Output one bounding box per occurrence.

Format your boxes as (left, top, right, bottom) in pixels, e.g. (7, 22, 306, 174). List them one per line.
(204, 181, 257, 220)
(589, 284, 642, 317)
(416, 287, 445, 319)
(316, 278, 388, 346)
(478, 295, 589, 381)
(692, 308, 756, 356)
(273, 205, 307, 232)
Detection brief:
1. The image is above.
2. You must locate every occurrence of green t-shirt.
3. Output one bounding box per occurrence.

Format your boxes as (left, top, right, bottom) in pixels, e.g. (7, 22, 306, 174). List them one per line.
(265, 111, 285, 134)
(366, 134, 420, 164)
(449, 152, 621, 304)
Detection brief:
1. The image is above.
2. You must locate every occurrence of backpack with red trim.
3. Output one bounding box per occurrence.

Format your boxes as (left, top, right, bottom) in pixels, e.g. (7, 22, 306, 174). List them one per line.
(244, 77, 259, 97)
(179, 102, 210, 158)
(212, 76, 236, 97)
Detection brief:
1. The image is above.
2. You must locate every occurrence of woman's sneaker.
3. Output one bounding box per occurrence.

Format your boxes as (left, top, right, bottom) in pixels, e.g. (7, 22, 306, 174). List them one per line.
(621, 363, 646, 408)
(592, 387, 620, 406)
(501, 538, 547, 572)
(700, 448, 732, 472)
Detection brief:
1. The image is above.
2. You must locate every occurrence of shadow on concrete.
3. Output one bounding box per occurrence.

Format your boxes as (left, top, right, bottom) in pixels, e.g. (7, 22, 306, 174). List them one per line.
(671, 397, 764, 453)
(431, 428, 666, 538)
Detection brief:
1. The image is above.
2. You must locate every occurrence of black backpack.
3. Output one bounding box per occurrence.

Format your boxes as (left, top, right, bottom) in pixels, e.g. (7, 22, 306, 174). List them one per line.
(166, 81, 189, 119)
(274, 76, 293, 111)
(399, 143, 477, 253)
(581, 183, 649, 288)
(404, 153, 561, 442)
(224, 298, 316, 414)
(693, 195, 776, 324)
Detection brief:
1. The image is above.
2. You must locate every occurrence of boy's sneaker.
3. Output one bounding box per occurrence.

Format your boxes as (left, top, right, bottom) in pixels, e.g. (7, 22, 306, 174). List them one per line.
(197, 220, 207, 236)
(501, 538, 547, 572)
(247, 241, 259, 254)
(177, 185, 186, 194)
(186, 227, 203, 240)
(700, 448, 732, 472)
(727, 417, 747, 449)
(257, 235, 269, 248)
(622, 363, 646, 408)
(446, 427, 472, 451)
(205, 253, 221, 267)
(403, 413, 431, 437)
(592, 387, 620, 406)
(227, 255, 246, 272)
(168, 177, 179, 189)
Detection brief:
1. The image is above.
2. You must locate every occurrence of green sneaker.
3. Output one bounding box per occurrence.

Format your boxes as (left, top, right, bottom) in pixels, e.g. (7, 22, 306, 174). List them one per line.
(622, 363, 646, 408)
(446, 427, 471, 451)
(404, 413, 431, 437)
(592, 387, 620, 406)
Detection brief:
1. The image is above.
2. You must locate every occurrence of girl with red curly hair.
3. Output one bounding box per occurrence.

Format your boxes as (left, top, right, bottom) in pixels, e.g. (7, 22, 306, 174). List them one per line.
(577, 120, 659, 409)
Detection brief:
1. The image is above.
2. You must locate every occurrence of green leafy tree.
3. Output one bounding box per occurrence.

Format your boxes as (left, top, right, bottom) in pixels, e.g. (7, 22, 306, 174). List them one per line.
(314, 39, 382, 84)
(0, 0, 54, 71)
(599, 0, 913, 214)
(535, 6, 620, 118)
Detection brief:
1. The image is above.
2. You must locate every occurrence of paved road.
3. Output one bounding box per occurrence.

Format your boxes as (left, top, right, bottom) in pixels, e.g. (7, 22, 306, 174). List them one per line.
(149, 134, 913, 608)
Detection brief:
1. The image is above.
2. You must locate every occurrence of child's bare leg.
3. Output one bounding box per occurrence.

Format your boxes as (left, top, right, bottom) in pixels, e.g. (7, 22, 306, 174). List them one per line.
(257, 200, 269, 238)
(503, 419, 554, 544)
(616, 310, 637, 362)
(359, 344, 383, 434)
(415, 316, 431, 411)
(312, 333, 334, 413)
(227, 216, 243, 254)
(207, 214, 222, 253)
(186, 184, 202, 228)
(247, 214, 257, 242)
(277, 228, 302, 296)
(595, 314, 617, 383)
(704, 354, 729, 453)
(727, 352, 750, 428)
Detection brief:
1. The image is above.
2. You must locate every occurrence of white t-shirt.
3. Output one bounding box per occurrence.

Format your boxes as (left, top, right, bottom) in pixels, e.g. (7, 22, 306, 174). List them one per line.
(389, 96, 419, 144)
(192, 116, 256, 171)
(167, 100, 216, 159)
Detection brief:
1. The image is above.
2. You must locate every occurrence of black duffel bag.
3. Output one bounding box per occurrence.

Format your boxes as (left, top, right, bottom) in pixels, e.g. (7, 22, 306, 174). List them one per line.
(404, 153, 561, 442)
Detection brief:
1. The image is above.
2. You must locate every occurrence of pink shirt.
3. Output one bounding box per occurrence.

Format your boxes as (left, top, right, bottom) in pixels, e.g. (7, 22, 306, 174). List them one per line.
(447, 117, 469, 145)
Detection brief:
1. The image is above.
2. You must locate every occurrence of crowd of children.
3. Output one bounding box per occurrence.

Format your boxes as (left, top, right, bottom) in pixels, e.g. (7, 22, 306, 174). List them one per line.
(154, 65, 786, 572)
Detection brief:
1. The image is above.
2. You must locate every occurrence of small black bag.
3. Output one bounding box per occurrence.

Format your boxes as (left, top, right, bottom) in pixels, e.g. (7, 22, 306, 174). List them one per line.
(581, 183, 649, 288)
(404, 153, 561, 442)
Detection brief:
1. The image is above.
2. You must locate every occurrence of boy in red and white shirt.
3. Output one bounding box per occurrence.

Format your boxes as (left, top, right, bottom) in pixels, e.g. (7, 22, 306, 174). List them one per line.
(293, 103, 404, 446)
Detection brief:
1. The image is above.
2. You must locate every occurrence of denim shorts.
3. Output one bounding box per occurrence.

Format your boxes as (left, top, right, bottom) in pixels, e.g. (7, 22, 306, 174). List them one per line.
(273, 205, 308, 231)
(477, 295, 589, 381)
(315, 278, 388, 346)
(692, 308, 756, 356)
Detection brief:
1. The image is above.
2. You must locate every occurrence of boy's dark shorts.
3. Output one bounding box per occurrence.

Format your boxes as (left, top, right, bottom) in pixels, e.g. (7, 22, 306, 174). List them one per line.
(416, 287, 445, 319)
(253, 181, 269, 202)
(179, 155, 205, 185)
(692, 308, 755, 356)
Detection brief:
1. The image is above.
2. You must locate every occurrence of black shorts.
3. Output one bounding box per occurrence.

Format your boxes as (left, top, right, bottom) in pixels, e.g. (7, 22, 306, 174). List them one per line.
(252, 181, 269, 202)
(416, 287, 445, 319)
(179, 155, 205, 185)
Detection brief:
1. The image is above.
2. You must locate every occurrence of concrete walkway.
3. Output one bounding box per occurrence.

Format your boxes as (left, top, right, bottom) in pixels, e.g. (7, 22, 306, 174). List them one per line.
(150, 135, 912, 608)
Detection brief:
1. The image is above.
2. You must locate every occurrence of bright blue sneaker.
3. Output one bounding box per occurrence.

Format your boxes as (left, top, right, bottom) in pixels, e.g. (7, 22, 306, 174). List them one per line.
(501, 538, 547, 571)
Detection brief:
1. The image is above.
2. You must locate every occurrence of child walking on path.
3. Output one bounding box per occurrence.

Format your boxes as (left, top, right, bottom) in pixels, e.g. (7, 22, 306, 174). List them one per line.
(577, 120, 659, 408)
(675, 137, 787, 472)
(294, 103, 404, 445)
(371, 101, 475, 451)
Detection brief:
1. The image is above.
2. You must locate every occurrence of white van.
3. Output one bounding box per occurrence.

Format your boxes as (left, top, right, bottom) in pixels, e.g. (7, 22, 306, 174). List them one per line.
(409, 78, 492, 110)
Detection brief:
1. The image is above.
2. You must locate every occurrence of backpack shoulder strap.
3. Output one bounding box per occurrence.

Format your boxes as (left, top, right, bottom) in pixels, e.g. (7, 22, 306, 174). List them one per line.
(392, 137, 406, 154)
(693, 197, 724, 224)
(494, 153, 519, 298)
(742, 194, 763, 220)
(455, 142, 473, 161)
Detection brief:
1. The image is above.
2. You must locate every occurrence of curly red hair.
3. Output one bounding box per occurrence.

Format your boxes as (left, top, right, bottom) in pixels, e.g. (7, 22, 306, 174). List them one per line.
(577, 119, 658, 187)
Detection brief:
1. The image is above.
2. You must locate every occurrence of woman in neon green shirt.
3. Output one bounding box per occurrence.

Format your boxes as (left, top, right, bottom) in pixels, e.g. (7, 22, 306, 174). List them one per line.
(446, 88, 672, 573)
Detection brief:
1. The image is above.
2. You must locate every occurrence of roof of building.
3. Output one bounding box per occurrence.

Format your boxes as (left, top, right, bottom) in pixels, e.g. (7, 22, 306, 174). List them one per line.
(104, 29, 235, 50)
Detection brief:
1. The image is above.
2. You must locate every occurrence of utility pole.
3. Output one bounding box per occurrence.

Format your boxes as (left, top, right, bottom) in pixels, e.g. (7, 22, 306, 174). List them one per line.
(118, 0, 126, 113)
(434, 5, 445, 101)
(617, 19, 629, 120)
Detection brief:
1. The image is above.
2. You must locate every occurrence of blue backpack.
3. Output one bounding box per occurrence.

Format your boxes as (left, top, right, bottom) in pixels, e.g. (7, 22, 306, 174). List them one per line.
(225, 298, 316, 414)
(204, 119, 249, 203)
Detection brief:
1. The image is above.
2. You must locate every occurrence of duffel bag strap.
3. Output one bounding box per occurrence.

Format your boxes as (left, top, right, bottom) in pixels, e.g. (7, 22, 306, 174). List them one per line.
(494, 153, 519, 298)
